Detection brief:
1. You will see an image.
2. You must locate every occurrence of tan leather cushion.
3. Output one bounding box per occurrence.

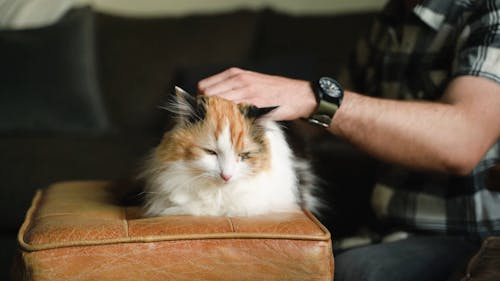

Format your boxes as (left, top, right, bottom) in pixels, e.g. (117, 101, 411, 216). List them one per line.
(15, 181, 333, 280)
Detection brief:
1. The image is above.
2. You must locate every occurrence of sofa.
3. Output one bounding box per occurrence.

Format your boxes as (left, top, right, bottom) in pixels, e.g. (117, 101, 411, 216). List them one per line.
(0, 6, 380, 278)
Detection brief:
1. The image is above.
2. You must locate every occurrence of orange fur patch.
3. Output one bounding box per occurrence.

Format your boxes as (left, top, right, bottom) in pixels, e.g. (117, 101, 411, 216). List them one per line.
(155, 96, 271, 172)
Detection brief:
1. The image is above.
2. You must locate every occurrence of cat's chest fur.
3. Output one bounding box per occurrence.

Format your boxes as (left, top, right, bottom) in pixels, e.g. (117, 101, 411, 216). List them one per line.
(139, 87, 319, 217)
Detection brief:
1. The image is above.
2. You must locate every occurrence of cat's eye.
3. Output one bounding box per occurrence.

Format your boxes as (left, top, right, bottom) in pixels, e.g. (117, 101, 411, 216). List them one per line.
(202, 148, 217, 156)
(239, 152, 251, 161)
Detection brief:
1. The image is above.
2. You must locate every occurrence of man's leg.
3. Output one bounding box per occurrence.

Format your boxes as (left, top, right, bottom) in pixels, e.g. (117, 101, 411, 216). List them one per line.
(334, 235, 479, 281)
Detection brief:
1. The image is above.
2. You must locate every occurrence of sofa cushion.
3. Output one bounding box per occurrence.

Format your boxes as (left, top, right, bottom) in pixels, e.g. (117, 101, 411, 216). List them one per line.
(15, 181, 334, 280)
(173, 55, 318, 95)
(96, 10, 258, 134)
(0, 7, 109, 134)
(251, 10, 376, 76)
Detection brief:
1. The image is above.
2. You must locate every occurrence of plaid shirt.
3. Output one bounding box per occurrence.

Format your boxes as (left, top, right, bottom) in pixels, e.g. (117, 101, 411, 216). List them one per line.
(350, 0, 500, 240)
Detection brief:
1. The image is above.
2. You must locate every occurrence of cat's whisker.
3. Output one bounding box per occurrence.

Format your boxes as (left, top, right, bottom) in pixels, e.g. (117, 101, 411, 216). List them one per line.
(138, 191, 162, 195)
(157, 105, 169, 111)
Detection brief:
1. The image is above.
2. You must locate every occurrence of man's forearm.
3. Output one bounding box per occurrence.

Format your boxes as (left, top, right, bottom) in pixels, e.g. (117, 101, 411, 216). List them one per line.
(329, 90, 493, 175)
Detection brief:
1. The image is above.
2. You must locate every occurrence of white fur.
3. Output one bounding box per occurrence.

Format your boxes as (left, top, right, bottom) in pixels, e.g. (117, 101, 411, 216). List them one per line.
(140, 120, 306, 217)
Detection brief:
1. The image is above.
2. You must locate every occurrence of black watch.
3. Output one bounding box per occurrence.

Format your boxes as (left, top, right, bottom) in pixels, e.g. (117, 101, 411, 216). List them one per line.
(307, 77, 344, 128)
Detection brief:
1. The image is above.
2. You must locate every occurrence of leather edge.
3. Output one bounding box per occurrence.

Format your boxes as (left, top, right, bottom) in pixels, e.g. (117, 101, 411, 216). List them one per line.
(17, 189, 43, 252)
(18, 182, 332, 252)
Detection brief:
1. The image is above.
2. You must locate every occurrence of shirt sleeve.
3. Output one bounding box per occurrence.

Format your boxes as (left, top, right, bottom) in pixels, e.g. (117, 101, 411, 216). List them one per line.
(453, 0, 500, 83)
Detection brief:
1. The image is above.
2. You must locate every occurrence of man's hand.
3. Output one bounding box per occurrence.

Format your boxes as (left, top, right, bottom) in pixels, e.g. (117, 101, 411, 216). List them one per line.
(197, 67, 317, 121)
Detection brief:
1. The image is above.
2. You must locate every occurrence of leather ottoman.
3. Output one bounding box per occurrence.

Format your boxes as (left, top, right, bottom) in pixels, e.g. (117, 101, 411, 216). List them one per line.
(13, 181, 334, 280)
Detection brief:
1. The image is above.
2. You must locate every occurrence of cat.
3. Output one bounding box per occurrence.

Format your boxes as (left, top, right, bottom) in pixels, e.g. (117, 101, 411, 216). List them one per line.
(138, 86, 320, 217)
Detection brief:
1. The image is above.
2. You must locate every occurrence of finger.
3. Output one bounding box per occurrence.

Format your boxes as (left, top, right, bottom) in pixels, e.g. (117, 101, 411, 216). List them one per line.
(210, 88, 248, 103)
(198, 67, 244, 93)
(201, 74, 249, 97)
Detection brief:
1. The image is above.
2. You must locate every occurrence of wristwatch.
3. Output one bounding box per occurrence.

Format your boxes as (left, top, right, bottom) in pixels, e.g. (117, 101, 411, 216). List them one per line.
(307, 77, 344, 128)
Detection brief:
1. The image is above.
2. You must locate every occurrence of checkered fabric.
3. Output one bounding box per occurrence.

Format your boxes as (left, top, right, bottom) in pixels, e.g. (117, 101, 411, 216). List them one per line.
(351, 0, 500, 239)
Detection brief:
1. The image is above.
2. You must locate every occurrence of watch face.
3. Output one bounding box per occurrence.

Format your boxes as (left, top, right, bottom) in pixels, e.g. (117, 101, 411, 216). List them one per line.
(319, 77, 342, 98)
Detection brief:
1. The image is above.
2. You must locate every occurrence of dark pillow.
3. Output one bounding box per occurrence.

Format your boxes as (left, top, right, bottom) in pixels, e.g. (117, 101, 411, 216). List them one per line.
(0, 7, 109, 134)
(96, 10, 258, 134)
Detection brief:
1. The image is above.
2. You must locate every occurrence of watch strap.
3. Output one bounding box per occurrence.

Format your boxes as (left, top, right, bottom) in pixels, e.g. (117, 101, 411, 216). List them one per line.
(307, 100, 340, 128)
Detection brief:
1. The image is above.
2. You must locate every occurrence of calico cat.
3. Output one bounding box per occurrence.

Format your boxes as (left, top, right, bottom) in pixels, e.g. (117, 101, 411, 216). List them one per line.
(138, 87, 320, 217)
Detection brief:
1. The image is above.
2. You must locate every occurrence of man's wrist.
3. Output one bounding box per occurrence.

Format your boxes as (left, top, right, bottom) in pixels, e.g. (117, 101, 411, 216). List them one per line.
(306, 77, 344, 128)
(301, 87, 318, 119)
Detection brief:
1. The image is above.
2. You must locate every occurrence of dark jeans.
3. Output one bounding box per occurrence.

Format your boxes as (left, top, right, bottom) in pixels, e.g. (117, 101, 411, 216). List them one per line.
(334, 235, 480, 281)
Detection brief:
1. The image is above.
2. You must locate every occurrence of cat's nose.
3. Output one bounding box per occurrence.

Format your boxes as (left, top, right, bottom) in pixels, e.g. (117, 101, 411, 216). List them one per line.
(220, 173, 232, 182)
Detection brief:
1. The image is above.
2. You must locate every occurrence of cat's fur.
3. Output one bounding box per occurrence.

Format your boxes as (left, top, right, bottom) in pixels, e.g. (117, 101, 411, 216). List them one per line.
(138, 87, 320, 217)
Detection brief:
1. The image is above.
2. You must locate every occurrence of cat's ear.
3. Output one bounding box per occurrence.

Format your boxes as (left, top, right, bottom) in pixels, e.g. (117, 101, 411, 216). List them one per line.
(240, 105, 279, 119)
(165, 86, 206, 124)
